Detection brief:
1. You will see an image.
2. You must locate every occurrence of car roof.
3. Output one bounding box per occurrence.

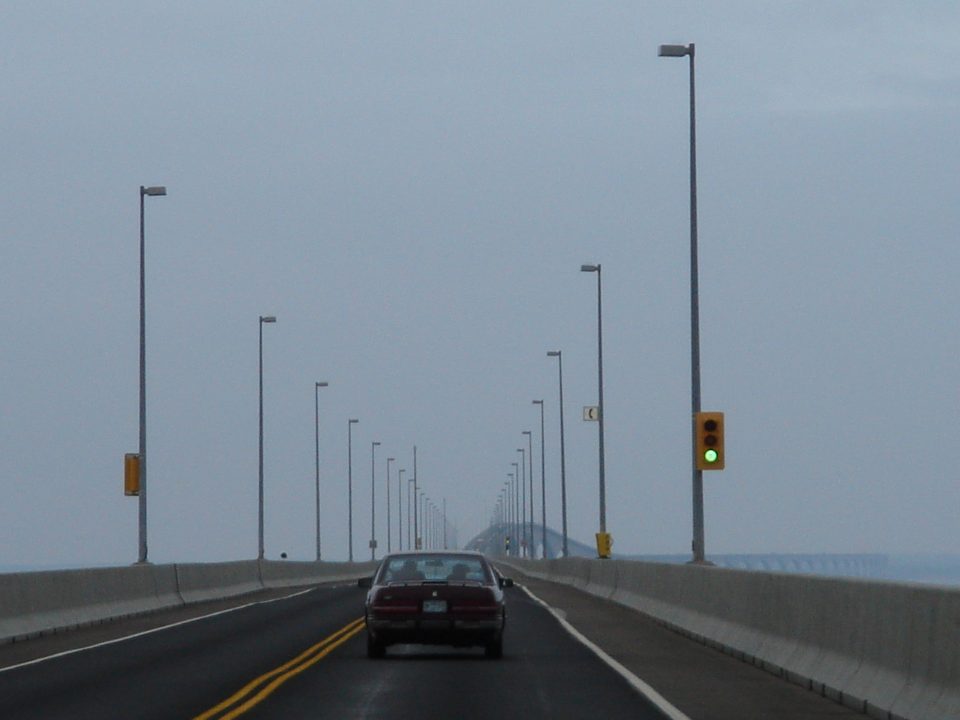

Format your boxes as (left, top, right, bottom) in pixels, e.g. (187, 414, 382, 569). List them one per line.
(380, 550, 486, 559)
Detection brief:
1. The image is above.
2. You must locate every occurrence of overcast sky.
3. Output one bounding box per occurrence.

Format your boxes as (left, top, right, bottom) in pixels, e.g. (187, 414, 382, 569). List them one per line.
(2, 2, 959, 566)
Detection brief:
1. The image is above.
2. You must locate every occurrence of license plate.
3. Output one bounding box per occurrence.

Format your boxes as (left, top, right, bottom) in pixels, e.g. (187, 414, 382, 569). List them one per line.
(422, 599, 447, 613)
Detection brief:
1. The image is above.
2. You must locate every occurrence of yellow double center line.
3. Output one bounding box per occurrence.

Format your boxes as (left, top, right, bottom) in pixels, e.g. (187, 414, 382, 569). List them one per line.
(193, 617, 365, 720)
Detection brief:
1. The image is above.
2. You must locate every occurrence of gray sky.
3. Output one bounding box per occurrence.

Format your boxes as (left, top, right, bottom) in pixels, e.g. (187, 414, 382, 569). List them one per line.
(2, 2, 959, 566)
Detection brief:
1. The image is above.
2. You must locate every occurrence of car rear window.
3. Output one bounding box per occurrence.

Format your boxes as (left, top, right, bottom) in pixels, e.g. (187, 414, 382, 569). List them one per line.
(379, 555, 492, 584)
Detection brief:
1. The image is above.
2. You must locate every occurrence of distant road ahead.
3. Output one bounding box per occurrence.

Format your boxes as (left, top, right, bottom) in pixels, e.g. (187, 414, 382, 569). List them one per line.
(0, 582, 670, 720)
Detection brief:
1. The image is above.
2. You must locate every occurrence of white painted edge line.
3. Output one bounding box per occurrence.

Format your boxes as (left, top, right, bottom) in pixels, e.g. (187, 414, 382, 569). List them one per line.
(520, 583, 693, 720)
(0, 587, 316, 674)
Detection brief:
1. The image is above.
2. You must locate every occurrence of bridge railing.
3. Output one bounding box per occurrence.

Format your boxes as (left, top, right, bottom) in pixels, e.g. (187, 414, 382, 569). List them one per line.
(0, 560, 376, 645)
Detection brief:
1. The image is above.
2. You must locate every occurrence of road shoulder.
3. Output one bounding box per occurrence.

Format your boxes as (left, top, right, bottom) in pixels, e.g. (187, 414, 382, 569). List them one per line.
(508, 568, 865, 720)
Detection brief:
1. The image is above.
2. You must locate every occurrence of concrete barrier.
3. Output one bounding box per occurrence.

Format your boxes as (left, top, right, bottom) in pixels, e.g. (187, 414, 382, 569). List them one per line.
(260, 560, 377, 588)
(0, 560, 377, 645)
(0, 564, 180, 643)
(174, 560, 263, 604)
(503, 558, 960, 720)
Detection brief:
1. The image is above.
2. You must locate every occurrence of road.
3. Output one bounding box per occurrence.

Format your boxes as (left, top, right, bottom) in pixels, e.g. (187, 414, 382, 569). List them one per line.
(0, 581, 671, 720)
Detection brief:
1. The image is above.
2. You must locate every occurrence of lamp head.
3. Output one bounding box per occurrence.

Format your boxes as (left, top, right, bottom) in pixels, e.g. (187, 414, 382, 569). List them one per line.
(658, 44, 691, 57)
(141, 186, 167, 197)
(580, 264, 599, 273)
(260, 315, 277, 323)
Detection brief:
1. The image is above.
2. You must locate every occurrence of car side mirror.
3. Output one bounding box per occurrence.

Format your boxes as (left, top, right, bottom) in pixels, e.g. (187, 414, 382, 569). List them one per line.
(498, 577, 514, 588)
(358, 576, 372, 589)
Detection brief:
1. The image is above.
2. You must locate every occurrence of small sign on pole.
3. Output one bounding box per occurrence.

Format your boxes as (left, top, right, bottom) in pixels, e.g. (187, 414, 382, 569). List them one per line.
(124, 453, 140, 496)
(583, 406, 600, 421)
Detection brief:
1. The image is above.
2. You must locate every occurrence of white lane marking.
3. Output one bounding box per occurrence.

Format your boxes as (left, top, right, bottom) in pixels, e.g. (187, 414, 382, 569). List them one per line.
(519, 584, 693, 720)
(0, 588, 316, 674)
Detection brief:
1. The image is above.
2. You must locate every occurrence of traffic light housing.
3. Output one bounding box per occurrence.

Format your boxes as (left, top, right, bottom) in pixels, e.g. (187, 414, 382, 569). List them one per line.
(695, 411, 725, 470)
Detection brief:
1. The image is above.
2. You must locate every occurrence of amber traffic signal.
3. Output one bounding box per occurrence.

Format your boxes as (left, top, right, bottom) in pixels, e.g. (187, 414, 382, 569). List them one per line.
(695, 411, 725, 470)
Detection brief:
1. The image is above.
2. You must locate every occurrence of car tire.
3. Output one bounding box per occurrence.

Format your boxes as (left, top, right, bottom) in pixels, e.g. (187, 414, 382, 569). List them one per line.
(484, 636, 503, 659)
(366, 633, 386, 659)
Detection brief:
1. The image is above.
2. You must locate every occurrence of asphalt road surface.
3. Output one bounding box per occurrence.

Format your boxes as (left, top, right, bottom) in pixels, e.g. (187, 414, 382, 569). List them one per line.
(0, 582, 671, 720)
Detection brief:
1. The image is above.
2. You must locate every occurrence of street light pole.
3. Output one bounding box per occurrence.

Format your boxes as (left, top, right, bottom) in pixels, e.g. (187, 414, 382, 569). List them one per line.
(523, 430, 534, 554)
(314, 381, 329, 561)
(386, 457, 395, 553)
(533, 400, 546, 558)
(507, 473, 515, 556)
(258, 314, 277, 561)
(581, 264, 608, 552)
(659, 42, 707, 564)
(516, 450, 527, 556)
(407, 474, 415, 550)
(547, 351, 568, 557)
(370, 441, 381, 560)
(419, 493, 425, 550)
(137, 184, 165, 564)
(398, 469, 406, 550)
(347, 418, 359, 562)
(412, 445, 419, 549)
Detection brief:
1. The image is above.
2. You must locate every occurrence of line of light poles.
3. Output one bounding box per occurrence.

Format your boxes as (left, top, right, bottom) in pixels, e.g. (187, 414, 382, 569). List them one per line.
(134, 182, 445, 566)
(138, 39, 706, 567)
(488, 41, 708, 564)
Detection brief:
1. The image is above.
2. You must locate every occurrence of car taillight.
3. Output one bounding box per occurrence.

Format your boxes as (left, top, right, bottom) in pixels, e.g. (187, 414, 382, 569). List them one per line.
(454, 588, 499, 610)
(371, 590, 418, 612)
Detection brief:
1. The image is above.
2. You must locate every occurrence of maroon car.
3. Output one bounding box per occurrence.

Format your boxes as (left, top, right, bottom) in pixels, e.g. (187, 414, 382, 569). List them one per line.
(359, 551, 513, 659)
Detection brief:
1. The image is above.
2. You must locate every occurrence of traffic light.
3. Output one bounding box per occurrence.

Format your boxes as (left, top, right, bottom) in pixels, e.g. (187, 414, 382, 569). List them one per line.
(695, 411, 725, 470)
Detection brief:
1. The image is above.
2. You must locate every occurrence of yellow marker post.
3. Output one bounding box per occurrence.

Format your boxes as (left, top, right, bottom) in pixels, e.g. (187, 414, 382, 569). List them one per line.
(124, 453, 140, 496)
(596, 532, 612, 559)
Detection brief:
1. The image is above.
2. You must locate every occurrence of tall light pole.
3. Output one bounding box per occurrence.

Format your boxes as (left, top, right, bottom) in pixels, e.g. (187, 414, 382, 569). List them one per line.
(137, 185, 165, 564)
(516, 450, 527, 556)
(386, 457, 395, 553)
(510, 458, 527, 557)
(258, 314, 277, 561)
(523, 431, 534, 554)
(347, 418, 359, 562)
(314, 381, 329, 561)
(581, 263, 609, 556)
(370, 441, 381, 560)
(547, 351, 568, 557)
(398, 468, 406, 550)
(407, 474, 415, 550)
(412, 445, 419, 549)
(533, 400, 546, 558)
(419, 491, 427, 549)
(659, 42, 707, 564)
(507, 473, 515, 556)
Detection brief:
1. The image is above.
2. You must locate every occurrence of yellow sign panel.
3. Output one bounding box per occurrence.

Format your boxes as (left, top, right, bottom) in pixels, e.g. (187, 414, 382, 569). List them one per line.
(124, 453, 140, 496)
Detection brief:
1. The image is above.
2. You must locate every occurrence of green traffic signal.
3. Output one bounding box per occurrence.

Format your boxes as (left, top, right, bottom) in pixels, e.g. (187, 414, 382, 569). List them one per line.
(704, 448, 719, 464)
